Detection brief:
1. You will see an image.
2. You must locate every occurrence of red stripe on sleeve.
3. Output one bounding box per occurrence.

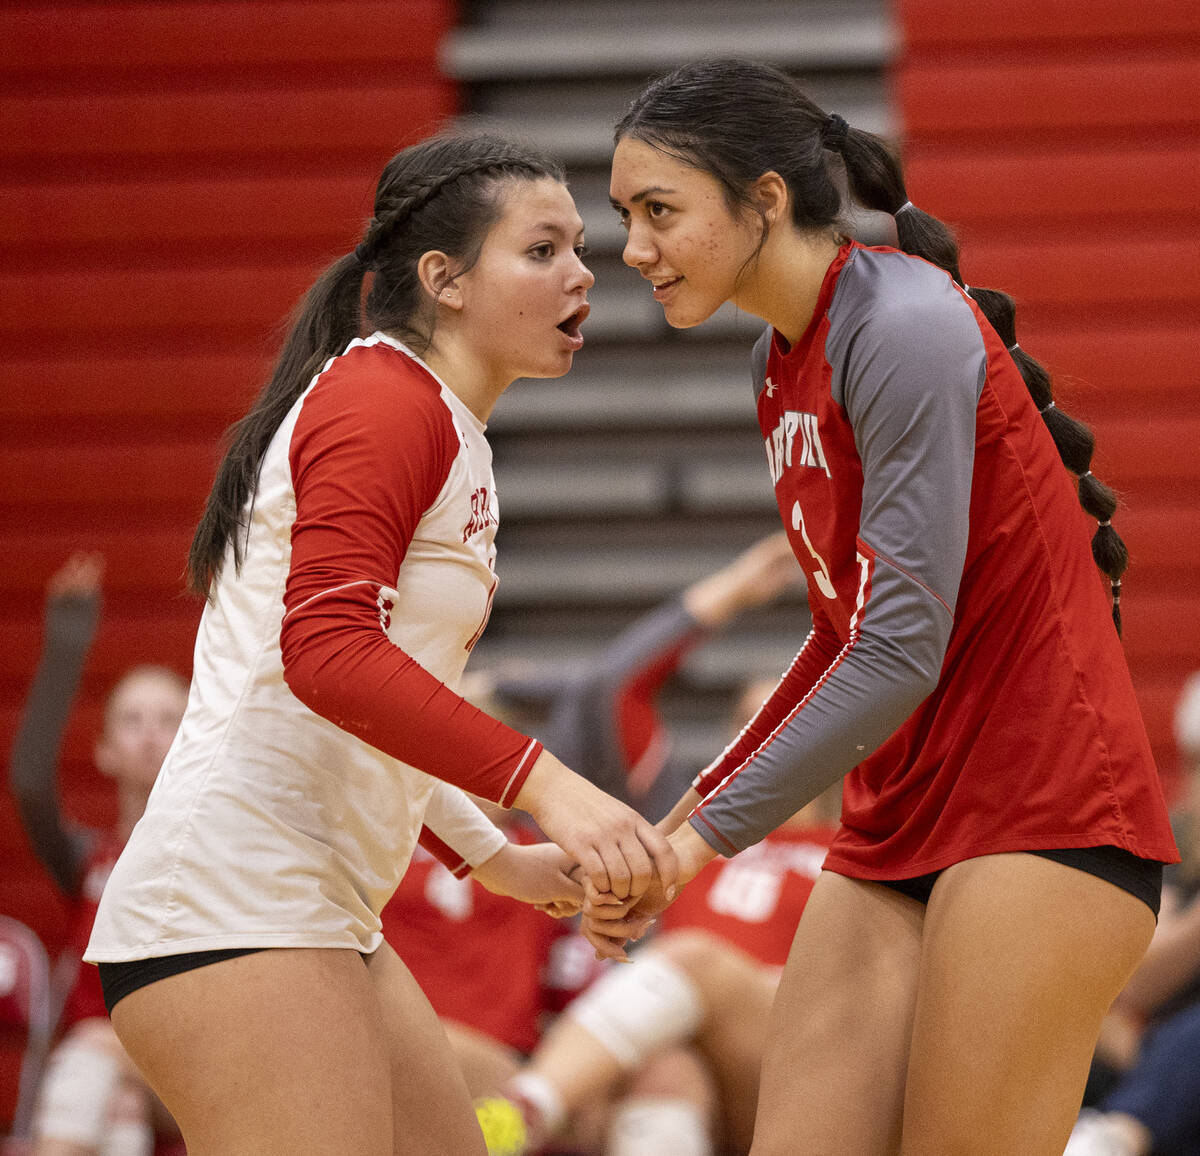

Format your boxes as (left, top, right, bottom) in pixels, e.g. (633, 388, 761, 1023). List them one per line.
(613, 636, 693, 776)
(279, 343, 542, 804)
(417, 826, 471, 878)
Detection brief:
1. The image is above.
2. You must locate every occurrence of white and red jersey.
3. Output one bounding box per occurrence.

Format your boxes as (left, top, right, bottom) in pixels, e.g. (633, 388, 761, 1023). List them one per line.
(88, 334, 540, 961)
(691, 245, 1177, 879)
(659, 825, 836, 968)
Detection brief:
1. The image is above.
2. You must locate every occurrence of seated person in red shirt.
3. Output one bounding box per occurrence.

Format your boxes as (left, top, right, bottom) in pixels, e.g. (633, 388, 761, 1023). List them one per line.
(493, 771, 840, 1156)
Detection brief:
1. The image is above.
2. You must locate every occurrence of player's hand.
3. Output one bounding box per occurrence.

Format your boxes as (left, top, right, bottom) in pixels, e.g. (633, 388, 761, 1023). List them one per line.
(581, 821, 716, 961)
(47, 551, 105, 601)
(581, 876, 673, 962)
(513, 750, 678, 904)
(471, 840, 584, 913)
(44, 552, 104, 650)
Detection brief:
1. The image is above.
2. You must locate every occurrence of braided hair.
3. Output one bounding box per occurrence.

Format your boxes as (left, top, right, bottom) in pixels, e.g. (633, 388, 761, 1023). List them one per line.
(188, 132, 564, 597)
(616, 59, 1128, 634)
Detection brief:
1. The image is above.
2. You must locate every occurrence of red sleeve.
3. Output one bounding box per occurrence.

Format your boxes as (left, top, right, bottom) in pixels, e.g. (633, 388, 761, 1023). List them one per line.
(279, 346, 542, 805)
(615, 635, 694, 773)
(692, 593, 843, 799)
(417, 827, 471, 879)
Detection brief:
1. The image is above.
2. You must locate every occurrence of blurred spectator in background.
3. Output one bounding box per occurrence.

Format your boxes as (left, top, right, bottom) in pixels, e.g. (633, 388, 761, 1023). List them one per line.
(385, 533, 811, 1156)
(1065, 673, 1200, 1156)
(475, 532, 803, 825)
(9, 554, 188, 1156)
(460, 536, 841, 1156)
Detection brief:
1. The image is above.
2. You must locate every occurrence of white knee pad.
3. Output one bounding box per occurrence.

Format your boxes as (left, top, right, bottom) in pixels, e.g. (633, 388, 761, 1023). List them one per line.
(606, 1097, 714, 1156)
(32, 1036, 122, 1146)
(100, 1118, 154, 1156)
(566, 952, 704, 1070)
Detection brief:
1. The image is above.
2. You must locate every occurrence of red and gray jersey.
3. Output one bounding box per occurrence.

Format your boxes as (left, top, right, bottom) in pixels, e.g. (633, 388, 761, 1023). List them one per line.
(691, 244, 1177, 878)
(88, 334, 536, 961)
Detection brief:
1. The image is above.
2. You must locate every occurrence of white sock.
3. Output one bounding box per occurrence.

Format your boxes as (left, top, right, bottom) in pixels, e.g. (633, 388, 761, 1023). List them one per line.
(606, 1097, 713, 1156)
(506, 1069, 567, 1137)
(566, 952, 704, 1070)
(32, 1037, 121, 1146)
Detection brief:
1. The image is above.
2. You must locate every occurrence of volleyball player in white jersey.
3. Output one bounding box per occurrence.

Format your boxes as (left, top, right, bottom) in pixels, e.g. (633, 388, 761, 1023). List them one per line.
(84, 132, 676, 1156)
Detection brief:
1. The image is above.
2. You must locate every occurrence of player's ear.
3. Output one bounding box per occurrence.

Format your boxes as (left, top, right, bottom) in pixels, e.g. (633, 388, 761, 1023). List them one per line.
(749, 170, 790, 227)
(418, 250, 463, 310)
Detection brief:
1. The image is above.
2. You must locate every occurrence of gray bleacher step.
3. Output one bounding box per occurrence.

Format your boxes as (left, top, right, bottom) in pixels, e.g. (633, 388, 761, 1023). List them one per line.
(470, 624, 807, 688)
(497, 458, 668, 518)
(490, 354, 757, 432)
(456, 94, 893, 170)
(444, 3, 894, 81)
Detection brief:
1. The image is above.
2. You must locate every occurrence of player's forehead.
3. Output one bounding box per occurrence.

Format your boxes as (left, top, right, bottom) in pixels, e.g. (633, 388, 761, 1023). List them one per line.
(609, 136, 709, 206)
(106, 670, 187, 720)
(488, 176, 584, 244)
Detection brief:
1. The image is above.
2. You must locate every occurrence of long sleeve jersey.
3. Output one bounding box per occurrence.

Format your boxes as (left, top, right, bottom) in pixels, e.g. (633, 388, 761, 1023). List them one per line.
(690, 244, 1177, 878)
(88, 334, 538, 961)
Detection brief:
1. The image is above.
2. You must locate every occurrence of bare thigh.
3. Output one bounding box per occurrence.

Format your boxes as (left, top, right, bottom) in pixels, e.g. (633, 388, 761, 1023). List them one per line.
(902, 853, 1156, 1156)
(110, 946, 484, 1156)
(749, 871, 926, 1156)
(440, 1018, 523, 1098)
(365, 942, 488, 1155)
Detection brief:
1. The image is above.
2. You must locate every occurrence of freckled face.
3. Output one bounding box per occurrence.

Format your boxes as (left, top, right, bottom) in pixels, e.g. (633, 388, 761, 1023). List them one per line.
(454, 177, 594, 383)
(610, 137, 762, 329)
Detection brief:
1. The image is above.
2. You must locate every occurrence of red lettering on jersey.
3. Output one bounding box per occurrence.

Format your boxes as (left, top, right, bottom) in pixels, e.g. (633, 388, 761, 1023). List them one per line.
(462, 486, 497, 543)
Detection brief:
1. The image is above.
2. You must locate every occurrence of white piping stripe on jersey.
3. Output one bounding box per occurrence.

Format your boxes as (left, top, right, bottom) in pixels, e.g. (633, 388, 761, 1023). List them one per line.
(850, 550, 872, 631)
(281, 580, 385, 622)
(499, 739, 541, 808)
(693, 549, 876, 838)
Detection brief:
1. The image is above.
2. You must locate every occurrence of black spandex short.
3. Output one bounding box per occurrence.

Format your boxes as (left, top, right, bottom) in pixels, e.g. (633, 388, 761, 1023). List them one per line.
(876, 845, 1163, 917)
(98, 948, 264, 1014)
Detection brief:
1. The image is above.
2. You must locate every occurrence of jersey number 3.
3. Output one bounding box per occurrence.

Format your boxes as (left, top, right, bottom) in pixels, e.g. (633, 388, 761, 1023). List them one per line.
(791, 501, 836, 599)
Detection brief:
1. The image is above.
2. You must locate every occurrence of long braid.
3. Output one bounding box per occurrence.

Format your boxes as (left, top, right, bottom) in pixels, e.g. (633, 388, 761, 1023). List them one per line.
(357, 146, 562, 269)
(832, 123, 1128, 635)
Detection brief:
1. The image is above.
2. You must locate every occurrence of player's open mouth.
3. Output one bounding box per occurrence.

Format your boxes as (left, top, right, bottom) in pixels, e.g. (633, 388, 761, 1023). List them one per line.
(557, 303, 589, 349)
(651, 276, 683, 300)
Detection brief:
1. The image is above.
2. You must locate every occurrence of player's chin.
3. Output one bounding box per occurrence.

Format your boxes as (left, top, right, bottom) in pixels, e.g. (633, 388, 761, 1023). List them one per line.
(660, 299, 716, 330)
(523, 349, 578, 380)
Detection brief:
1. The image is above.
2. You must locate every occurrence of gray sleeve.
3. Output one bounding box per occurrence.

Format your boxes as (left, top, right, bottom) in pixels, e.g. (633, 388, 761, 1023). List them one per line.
(540, 598, 701, 808)
(9, 591, 98, 895)
(692, 276, 987, 854)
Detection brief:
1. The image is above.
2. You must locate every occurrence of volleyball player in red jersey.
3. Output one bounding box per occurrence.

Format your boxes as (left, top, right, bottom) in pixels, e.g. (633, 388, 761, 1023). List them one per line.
(592, 60, 1179, 1155)
(83, 133, 676, 1156)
